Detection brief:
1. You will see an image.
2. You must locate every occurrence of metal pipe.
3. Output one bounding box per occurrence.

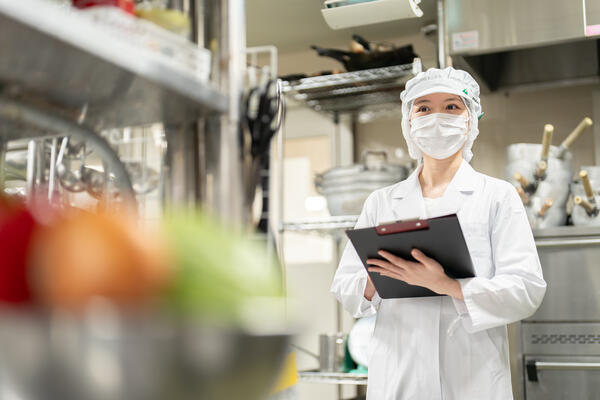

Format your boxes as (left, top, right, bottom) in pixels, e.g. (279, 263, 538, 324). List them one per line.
(0, 96, 135, 201)
(26, 140, 36, 202)
(219, 0, 245, 223)
(48, 138, 57, 202)
(437, 0, 447, 68)
(0, 138, 5, 190)
(277, 110, 286, 298)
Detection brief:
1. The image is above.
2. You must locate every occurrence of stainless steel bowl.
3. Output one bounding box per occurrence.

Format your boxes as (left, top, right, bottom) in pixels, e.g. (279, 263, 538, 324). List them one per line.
(316, 150, 408, 216)
(0, 306, 291, 400)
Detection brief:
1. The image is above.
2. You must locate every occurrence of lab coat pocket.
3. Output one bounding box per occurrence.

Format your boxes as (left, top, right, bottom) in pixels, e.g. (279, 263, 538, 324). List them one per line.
(461, 222, 493, 277)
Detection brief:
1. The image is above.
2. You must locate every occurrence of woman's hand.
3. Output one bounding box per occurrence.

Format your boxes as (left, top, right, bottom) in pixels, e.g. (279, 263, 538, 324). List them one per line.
(367, 249, 464, 300)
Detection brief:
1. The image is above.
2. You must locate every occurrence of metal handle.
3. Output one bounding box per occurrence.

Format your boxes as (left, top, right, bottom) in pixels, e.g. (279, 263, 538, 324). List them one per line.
(527, 360, 600, 381)
(360, 149, 388, 162)
(560, 117, 593, 149)
(535, 237, 600, 247)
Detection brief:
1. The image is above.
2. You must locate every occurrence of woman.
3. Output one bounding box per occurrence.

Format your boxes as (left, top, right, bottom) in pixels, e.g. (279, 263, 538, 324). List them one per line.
(331, 67, 546, 400)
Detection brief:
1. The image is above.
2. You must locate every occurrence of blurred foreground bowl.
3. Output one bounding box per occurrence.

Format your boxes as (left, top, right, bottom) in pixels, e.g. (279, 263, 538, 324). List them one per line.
(0, 304, 290, 400)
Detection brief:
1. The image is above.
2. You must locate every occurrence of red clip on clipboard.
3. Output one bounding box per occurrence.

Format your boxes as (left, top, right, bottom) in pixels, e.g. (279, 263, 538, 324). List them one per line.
(346, 214, 475, 299)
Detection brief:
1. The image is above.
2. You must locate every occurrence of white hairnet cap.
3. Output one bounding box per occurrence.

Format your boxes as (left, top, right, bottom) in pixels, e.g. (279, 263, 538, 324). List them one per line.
(399, 67, 482, 162)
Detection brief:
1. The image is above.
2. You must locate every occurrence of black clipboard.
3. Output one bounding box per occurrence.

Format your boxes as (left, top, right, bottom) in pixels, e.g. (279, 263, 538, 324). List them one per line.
(345, 213, 475, 299)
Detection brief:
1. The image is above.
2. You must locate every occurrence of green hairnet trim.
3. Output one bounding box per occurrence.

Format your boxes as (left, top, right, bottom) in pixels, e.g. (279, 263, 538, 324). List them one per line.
(478, 112, 484, 120)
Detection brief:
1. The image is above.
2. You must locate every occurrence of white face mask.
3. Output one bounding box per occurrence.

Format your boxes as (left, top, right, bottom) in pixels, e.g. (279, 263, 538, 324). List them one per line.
(410, 113, 469, 160)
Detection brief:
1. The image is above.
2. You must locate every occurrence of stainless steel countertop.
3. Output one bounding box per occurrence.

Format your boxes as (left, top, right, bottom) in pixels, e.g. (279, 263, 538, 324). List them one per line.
(533, 225, 600, 239)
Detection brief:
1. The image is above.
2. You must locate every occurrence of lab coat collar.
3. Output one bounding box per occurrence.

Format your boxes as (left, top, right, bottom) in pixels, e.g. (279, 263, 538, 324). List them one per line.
(391, 159, 477, 199)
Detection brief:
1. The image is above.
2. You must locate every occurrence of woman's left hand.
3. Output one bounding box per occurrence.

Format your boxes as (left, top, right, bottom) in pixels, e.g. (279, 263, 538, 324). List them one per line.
(367, 249, 464, 300)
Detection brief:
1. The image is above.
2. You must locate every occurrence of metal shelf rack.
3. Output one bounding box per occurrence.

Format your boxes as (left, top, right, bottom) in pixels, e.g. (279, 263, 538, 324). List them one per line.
(0, 0, 228, 136)
(298, 370, 368, 386)
(282, 215, 360, 235)
(281, 59, 422, 113)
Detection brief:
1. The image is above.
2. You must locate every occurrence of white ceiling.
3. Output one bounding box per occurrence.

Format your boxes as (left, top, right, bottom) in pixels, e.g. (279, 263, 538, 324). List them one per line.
(246, 0, 438, 53)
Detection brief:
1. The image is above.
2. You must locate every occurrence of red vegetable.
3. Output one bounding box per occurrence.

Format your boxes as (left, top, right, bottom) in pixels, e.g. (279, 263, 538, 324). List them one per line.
(72, 0, 135, 14)
(0, 198, 37, 305)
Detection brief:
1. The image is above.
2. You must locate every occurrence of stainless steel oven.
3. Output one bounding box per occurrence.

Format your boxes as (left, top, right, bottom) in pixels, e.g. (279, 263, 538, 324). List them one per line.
(517, 226, 600, 400)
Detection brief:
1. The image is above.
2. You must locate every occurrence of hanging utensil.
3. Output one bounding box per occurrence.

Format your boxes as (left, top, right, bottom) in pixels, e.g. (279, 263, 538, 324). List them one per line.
(56, 137, 86, 193)
(557, 117, 593, 159)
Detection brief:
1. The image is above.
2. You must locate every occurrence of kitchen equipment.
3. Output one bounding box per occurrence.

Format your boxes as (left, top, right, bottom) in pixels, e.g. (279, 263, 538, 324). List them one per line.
(348, 315, 376, 367)
(571, 166, 600, 226)
(505, 118, 593, 229)
(56, 137, 88, 193)
(319, 333, 347, 372)
(517, 226, 600, 400)
(447, 0, 600, 91)
(316, 150, 408, 216)
(311, 42, 418, 72)
(321, 0, 423, 30)
(0, 306, 290, 400)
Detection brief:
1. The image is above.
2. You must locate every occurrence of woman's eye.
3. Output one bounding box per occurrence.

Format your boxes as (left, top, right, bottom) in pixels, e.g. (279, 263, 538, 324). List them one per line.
(417, 106, 430, 112)
(446, 104, 460, 110)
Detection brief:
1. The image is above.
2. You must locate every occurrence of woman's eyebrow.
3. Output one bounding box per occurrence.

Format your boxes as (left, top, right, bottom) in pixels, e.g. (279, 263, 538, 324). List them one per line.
(444, 97, 462, 102)
(414, 99, 430, 105)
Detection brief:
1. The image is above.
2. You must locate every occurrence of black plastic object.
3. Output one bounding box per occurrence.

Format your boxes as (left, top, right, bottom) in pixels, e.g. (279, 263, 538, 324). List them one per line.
(526, 360, 539, 382)
(345, 214, 475, 299)
(310, 43, 418, 72)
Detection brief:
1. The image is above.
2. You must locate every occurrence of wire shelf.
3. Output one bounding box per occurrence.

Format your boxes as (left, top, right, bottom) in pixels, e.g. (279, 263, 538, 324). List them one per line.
(282, 59, 422, 113)
(281, 216, 359, 235)
(298, 370, 368, 385)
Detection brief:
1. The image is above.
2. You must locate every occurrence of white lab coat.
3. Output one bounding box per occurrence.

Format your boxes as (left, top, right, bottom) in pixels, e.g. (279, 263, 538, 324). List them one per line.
(331, 160, 546, 400)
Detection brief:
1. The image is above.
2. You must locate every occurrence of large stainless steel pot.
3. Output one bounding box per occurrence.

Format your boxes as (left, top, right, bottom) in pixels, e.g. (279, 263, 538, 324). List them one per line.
(505, 144, 573, 229)
(316, 150, 408, 216)
(318, 333, 346, 372)
(570, 166, 600, 227)
(505, 119, 593, 229)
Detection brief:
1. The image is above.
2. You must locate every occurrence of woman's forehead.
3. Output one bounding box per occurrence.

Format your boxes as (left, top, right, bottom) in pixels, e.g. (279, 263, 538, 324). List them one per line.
(413, 93, 462, 105)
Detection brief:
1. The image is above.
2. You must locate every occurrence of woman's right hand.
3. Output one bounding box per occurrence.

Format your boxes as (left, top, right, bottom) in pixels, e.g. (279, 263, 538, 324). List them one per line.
(364, 275, 376, 300)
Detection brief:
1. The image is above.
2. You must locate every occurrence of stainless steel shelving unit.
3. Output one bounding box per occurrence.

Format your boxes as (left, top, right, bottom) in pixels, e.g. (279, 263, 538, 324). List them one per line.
(282, 59, 422, 113)
(298, 370, 368, 386)
(0, 0, 228, 137)
(0, 0, 247, 217)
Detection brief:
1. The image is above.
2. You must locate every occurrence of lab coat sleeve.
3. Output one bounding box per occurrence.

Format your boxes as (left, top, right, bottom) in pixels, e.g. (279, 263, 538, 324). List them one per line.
(330, 192, 382, 318)
(453, 183, 547, 333)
